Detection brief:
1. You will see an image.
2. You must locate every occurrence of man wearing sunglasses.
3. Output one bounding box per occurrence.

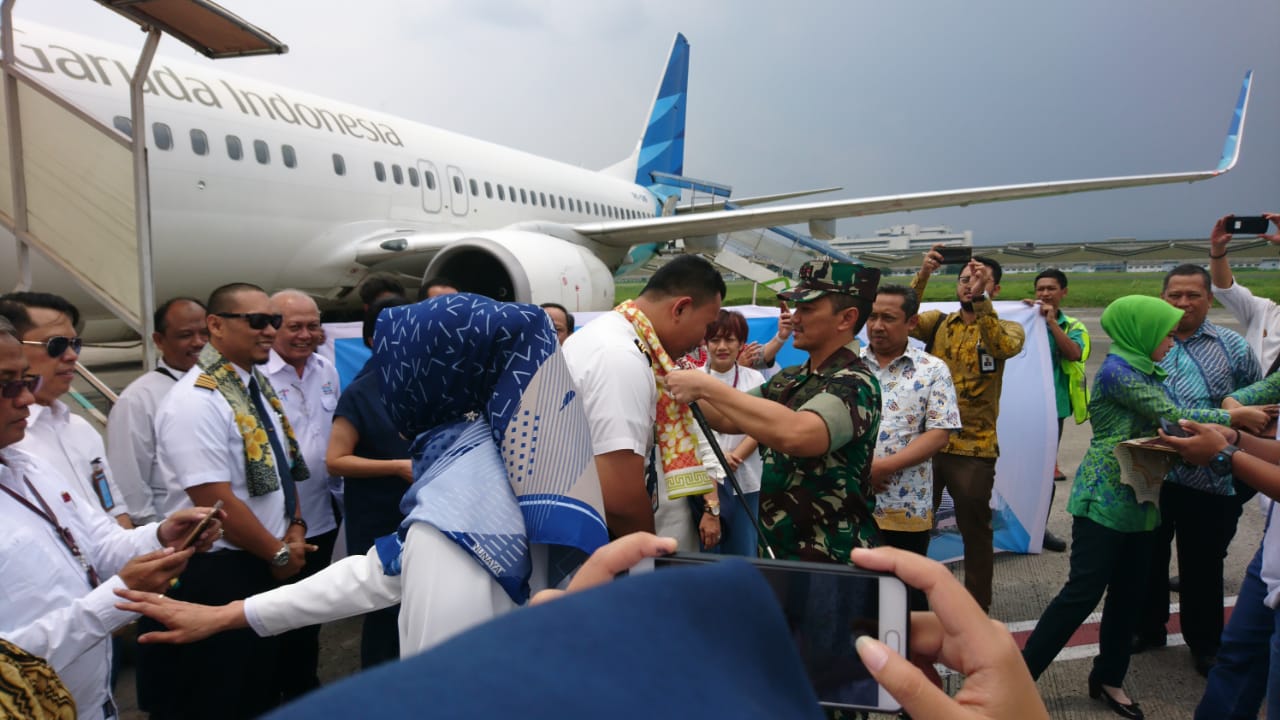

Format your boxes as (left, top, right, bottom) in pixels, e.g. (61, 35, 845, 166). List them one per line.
(138, 282, 313, 719)
(0, 292, 137, 528)
(0, 304, 225, 720)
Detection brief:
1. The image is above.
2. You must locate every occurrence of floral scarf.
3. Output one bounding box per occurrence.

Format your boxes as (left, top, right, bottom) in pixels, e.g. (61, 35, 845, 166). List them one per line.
(614, 300, 716, 499)
(195, 344, 309, 497)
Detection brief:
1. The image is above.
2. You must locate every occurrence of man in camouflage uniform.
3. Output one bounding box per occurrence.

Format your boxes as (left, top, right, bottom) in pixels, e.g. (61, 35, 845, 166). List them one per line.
(666, 261, 882, 564)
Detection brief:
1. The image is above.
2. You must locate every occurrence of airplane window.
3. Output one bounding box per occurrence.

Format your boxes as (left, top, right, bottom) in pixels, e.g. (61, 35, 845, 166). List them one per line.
(496, 184, 505, 201)
(374, 161, 386, 182)
(520, 189, 528, 204)
(558, 196, 564, 210)
(539, 192, 547, 207)
(576, 199, 583, 213)
(484, 181, 493, 199)
(392, 164, 404, 184)
(226, 135, 243, 161)
(112, 115, 132, 138)
(469, 179, 479, 196)
(332, 153, 346, 176)
(254, 139, 269, 164)
(152, 123, 173, 151)
(282, 144, 297, 168)
(453, 176, 464, 194)
(408, 167, 420, 187)
(425, 171, 436, 190)
(190, 129, 209, 156)
(508, 186, 516, 202)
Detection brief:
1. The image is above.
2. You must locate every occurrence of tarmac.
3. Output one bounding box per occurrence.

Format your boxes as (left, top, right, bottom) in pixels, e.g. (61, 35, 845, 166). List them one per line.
(79, 308, 1264, 719)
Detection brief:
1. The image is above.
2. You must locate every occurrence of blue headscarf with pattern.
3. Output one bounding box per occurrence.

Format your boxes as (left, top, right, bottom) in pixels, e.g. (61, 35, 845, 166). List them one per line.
(371, 294, 608, 604)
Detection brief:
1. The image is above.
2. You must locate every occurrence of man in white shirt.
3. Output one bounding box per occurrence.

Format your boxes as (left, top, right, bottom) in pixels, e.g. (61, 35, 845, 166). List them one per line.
(263, 289, 342, 702)
(861, 284, 961, 608)
(563, 255, 725, 548)
(1208, 213, 1280, 371)
(0, 309, 221, 720)
(138, 283, 314, 719)
(106, 297, 209, 524)
(0, 291, 135, 527)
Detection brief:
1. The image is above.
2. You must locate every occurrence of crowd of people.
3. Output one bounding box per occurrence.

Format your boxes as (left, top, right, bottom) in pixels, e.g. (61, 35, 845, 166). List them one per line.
(1, 213, 1279, 719)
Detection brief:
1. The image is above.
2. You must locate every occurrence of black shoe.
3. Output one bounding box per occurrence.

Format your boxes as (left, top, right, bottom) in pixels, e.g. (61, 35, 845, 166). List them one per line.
(1192, 653, 1217, 678)
(1088, 675, 1145, 719)
(1130, 631, 1167, 654)
(1168, 575, 1181, 593)
(1042, 531, 1067, 552)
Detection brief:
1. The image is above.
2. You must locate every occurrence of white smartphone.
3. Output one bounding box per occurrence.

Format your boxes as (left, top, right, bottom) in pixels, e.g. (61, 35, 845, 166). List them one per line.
(632, 552, 909, 714)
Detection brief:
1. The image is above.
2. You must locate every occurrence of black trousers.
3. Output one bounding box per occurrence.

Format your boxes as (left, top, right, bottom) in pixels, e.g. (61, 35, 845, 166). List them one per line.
(1022, 515, 1154, 686)
(1138, 481, 1245, 657)
(136, 549, 281, 720)
(277, 527, 339, 702)
(878, 529, 930, 612)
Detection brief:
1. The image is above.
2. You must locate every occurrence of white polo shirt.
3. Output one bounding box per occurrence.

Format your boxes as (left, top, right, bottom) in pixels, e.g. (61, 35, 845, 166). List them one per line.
(155, 362, 289, 550)
(0, 446, 162, 720)
(15, 399, 132, 522)
(263, 350, 341, 537)
(1214, 279, 1280, 371)
(105, 358, 186, 524)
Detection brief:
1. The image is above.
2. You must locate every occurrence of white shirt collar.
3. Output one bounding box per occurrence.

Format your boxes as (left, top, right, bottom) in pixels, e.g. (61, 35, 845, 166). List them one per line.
(860, 343, 916, 371)
(266, 348, 316, 379)
(27, 398, 70, 427)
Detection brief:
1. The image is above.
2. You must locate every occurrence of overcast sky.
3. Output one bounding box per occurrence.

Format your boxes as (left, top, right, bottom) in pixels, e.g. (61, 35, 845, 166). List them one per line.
(19, 0, 1280, 246)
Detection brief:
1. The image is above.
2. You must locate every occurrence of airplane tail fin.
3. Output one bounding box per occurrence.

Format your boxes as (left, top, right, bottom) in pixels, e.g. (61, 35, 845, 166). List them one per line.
(601, 33, 689, 192)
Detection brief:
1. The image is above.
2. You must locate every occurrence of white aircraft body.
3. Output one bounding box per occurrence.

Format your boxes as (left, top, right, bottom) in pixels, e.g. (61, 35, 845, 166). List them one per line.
(0, 21, 1252, 338)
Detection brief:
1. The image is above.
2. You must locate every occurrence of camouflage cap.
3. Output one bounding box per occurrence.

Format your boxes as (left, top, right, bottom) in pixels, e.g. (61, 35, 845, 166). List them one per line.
(777, 261, 881, 303)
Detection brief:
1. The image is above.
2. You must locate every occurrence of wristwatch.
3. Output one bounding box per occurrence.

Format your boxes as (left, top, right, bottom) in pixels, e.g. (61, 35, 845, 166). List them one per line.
(704, 503, 721, 517)
(270, 544, 291, 567)
(1209, 445, 1238, 477)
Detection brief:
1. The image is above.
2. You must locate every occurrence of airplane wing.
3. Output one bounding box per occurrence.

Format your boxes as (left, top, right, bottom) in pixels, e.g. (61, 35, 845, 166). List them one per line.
(576, 70, 1251, 251)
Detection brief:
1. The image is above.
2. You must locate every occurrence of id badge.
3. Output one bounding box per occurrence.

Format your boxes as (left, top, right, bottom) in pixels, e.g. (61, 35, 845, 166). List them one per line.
(90, 458, 115, 511)
(978, 345, 996, 374)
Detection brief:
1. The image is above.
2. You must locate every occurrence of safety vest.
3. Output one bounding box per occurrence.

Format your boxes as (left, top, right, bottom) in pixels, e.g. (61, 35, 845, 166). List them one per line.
(1061, 312, 1091, 423)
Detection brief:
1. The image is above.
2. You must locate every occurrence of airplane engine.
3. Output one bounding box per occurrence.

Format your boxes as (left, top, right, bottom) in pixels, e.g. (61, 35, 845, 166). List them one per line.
(423, 231, 616, 312)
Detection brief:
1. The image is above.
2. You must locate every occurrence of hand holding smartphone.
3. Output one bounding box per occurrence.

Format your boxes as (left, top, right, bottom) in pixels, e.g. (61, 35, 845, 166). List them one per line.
(178, 500, 224, 550)
(1158, 418, 1191, 439)
(634, 553, 908, 713)
(1227, 215, 1270, 235)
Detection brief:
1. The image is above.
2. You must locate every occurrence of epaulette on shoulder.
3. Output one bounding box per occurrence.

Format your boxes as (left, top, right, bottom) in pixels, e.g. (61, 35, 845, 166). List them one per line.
(193, 373, 218, 391)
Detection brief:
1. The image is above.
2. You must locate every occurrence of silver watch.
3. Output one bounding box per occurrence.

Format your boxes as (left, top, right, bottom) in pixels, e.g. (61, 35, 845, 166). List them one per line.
(270, 544, 290, 567)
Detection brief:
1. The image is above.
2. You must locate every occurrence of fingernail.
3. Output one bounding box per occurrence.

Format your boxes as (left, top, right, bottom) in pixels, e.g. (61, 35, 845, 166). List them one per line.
(855, 635, 889, 672)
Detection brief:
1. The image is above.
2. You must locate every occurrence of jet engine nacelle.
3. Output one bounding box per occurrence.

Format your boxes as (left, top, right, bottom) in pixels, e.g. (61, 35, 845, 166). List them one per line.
(423, 231, 616, 312)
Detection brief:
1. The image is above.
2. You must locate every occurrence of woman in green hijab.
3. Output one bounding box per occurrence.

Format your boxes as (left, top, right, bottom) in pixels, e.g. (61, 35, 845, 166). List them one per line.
(1020, 295, 1238, 719)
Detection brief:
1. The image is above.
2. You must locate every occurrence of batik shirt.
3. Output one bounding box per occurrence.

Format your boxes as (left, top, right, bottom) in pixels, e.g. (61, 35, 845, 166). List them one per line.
(1158, 321, 1260, 495)
(1068, 354, 1230, 533)
(860, 345, 961, 532)
(753, 340, 881, 564)
(908, 277, 1025, 458)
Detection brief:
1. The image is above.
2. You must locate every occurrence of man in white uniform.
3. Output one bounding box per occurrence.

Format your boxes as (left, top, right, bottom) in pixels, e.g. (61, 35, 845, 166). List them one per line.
(137, 283, 313, 719)
(563, 255, 726, 548)
(106, 297, 209, 524)
(0, 292, 135, 527)
(263, 289, 342, 701)
(0, 308, 221, 720)
(1208, 213, 1280, 372)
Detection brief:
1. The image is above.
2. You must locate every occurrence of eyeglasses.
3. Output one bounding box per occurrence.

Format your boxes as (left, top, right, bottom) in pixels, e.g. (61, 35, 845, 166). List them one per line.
(0, 375, 41, 399)
(20, 336, 82, 357)
(215, 312, 283, 330)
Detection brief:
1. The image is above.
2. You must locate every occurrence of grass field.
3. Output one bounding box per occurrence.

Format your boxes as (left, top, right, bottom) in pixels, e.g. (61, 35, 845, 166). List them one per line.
(617, 270, 1280, 308)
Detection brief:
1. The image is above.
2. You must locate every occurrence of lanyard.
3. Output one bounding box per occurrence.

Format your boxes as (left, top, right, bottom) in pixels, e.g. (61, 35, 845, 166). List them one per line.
(0, 477, 102, 587)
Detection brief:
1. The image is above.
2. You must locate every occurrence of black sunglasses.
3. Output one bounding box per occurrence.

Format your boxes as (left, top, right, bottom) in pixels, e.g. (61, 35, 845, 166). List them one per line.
(0, 375, 41, 399)
(216, 312, 283, 330)
(20, 336, 83, 357)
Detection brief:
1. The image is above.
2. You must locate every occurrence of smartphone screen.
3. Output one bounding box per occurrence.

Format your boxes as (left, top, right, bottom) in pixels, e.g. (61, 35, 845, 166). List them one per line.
(635, 553, 908, 712)
(937, 246, 972, 265)
(1159, 418, 1191, 438)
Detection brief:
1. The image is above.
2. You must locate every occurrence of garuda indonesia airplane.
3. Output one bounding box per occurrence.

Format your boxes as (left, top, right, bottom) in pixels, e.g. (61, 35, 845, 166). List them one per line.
(0, 20, 1252, 331)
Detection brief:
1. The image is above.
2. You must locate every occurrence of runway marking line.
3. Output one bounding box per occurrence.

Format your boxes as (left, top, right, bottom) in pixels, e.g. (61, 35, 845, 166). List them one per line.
(1005, 596, 1238, 659)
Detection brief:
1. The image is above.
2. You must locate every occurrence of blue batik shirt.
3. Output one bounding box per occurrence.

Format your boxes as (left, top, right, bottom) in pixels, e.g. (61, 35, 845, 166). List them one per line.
(1159, 320, 1261, 495)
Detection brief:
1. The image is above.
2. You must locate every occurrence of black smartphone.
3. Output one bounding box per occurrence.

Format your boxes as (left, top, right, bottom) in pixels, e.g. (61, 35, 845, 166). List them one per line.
(633, 552, 908, 713)
(179, 500, 223, 550)
(936, 246, 972, 265)
(1159, 418, 1191, 438)
(1228, 215, 1270, 235)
